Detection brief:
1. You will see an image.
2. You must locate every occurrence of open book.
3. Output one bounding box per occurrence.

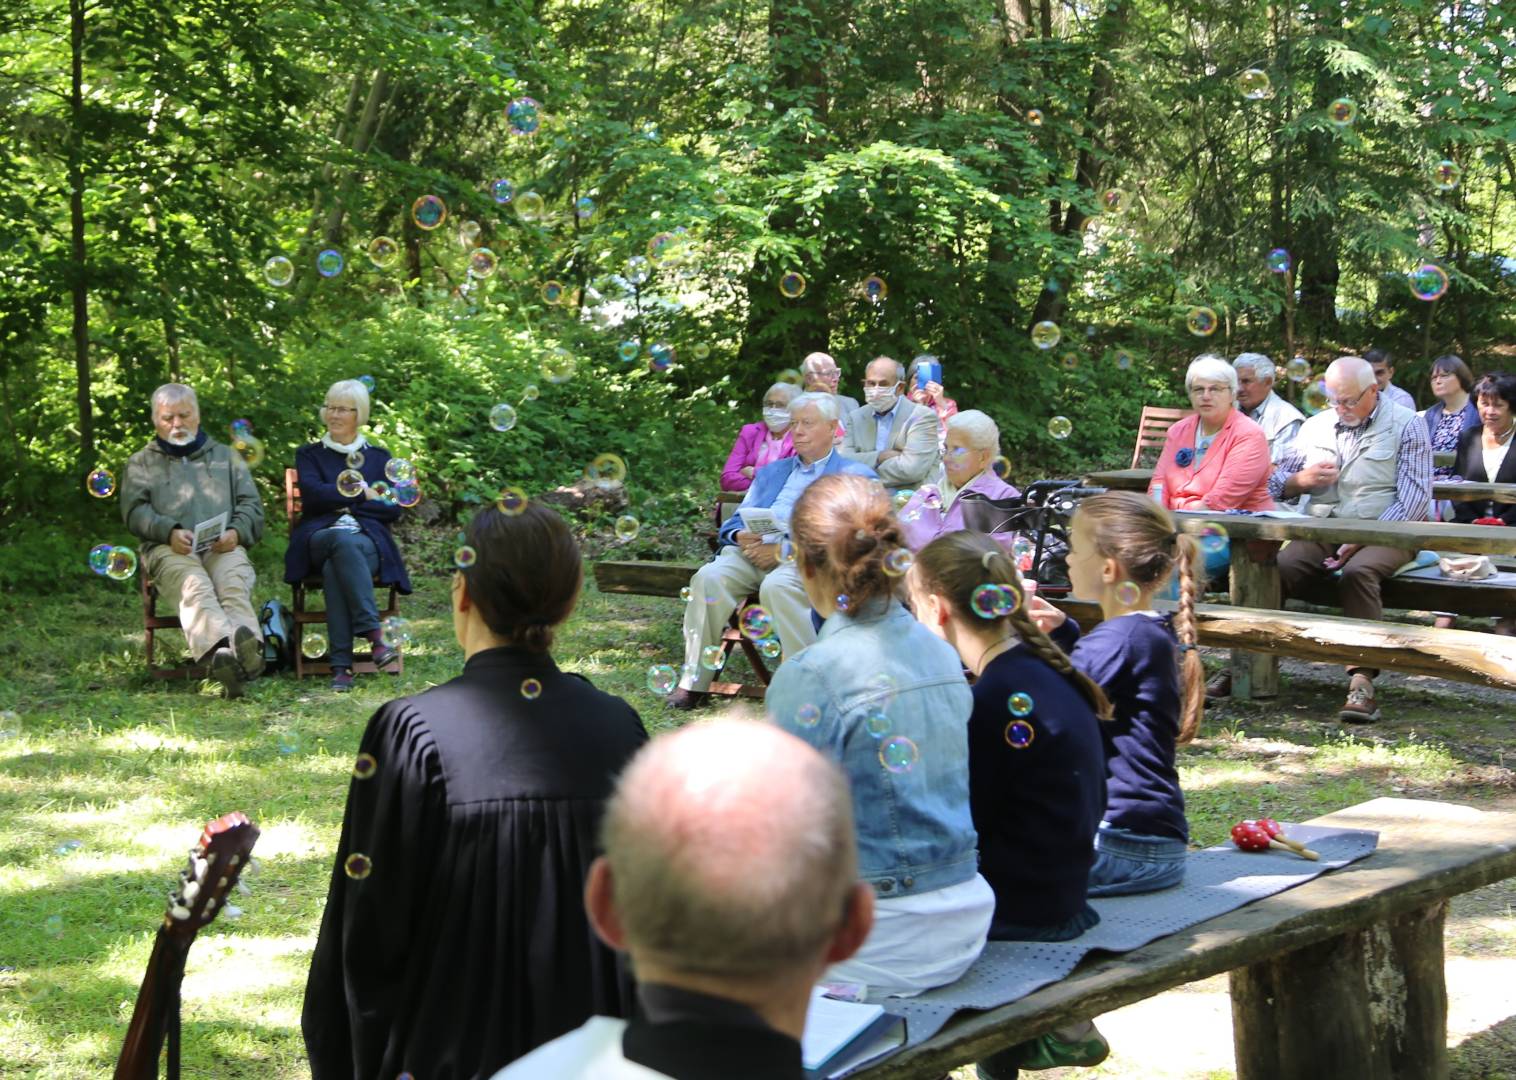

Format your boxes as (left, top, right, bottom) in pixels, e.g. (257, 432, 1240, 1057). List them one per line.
(802, 986, 906, 1078)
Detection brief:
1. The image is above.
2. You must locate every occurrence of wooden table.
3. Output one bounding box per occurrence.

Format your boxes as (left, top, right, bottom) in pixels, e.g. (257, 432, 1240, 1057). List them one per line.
(1085, 467, 1516, 505)
(856, 797, 1516, 1080)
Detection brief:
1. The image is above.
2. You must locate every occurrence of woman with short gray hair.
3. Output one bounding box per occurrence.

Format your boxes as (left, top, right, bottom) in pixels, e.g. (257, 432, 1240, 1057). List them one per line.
(897, 410, 1023, 552)
(720, 381, 801, 492)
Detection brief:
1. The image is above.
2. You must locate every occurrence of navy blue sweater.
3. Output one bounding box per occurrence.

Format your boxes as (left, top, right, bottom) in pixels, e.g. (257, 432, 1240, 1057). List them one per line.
(1054, 614, 1188, 842)
(968, 644, 1107, 932)
(284, 442, 412, 592)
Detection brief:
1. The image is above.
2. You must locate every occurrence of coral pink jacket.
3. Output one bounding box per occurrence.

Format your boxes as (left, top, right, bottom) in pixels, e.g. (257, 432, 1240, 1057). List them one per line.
(1148, 409, 1275, 512)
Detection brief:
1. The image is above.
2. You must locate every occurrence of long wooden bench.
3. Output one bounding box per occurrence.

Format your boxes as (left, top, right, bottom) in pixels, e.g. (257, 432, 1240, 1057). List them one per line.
(855, 796, 1516, 1080)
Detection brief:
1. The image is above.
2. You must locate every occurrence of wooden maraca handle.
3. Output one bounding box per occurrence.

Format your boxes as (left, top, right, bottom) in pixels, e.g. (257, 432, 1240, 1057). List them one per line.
(1268, 837, 1318, 861)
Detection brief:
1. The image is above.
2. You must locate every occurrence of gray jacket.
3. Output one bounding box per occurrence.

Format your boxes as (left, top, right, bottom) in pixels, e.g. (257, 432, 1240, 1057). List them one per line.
(121, 435, 265, 553)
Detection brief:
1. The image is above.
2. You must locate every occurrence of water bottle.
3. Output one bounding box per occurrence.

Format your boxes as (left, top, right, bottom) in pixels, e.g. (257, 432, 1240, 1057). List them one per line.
(1151, 481, 1166, 507)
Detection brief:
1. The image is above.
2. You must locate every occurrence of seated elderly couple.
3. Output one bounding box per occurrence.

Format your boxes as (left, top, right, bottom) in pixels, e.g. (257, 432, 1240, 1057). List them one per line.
(676, 389, 1005, 709)
(721, 354, 954, 493)
(121, 380, 412, 695)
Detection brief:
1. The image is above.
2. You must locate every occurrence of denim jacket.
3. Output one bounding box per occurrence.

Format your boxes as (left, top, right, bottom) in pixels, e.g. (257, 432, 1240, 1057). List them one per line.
(766, 600, 979, 899)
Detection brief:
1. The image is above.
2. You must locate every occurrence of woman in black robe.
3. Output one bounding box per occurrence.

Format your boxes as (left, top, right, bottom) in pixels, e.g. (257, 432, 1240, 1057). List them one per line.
(303, 500, 648, 1079)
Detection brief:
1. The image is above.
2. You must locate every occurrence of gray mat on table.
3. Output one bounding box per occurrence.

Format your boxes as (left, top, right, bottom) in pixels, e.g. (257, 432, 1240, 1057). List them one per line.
(846, 824, 1378, 1073)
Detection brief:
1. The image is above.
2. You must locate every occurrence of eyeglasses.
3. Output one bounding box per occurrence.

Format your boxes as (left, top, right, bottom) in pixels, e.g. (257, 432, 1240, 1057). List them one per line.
(1188, 384, 1231, 398)
(324, 405, 357, 415)
(1327, 390, 1369, 410)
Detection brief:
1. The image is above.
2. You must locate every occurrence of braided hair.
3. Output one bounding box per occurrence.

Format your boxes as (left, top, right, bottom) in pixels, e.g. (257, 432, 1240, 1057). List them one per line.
(913, 531, 1113, 721)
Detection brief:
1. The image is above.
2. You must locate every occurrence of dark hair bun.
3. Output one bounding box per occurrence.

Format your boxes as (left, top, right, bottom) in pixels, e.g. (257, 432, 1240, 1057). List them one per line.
(462, 502, 583, 650)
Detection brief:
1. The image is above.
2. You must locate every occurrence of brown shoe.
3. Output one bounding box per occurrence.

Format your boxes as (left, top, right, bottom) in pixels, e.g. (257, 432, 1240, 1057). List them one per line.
(667, 687, 709, 711)
(1339, 683, 1381, 723)
(1204, 670, 1232, 700)
(208, 647, 246, 699)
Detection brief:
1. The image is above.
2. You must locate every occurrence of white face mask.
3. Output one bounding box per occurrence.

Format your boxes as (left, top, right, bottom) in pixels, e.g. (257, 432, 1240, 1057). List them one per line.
(762, 407, 791, 433)
(865, 385, 899, 413)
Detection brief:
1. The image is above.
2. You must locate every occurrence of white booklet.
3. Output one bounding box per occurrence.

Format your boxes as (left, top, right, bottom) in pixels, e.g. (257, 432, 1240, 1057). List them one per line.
(736, 506, 784, 543)
(802, 986, 906, 1077)
(193, 512, 228, 555)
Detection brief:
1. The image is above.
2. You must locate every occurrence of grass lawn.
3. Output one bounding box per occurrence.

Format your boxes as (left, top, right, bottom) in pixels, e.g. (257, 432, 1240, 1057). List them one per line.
(2, 556, 1514, 1077)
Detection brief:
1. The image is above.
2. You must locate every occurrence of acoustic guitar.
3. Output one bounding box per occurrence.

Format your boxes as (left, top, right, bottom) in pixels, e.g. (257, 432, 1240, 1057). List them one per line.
(114, 812, 260, 1080)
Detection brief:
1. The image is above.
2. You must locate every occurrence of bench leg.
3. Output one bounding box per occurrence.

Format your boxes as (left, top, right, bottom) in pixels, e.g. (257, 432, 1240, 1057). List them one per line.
(1230, 540, 1281, 700)
(1230, 900, 1448, 1080)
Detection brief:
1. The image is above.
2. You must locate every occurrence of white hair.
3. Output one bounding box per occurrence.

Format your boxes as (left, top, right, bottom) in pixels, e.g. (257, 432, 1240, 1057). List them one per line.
(801, 351, 838, 374)
(764, 382, 802, 405)
(1327, 355, 1376, 394)
(1233, 352, 1276, 382)
(946, 409, 1000, 454)
(151, 383, 198, 414)
(1186, 354, 1238, 395)
(322, 379, 371, 427)
(790, 391, 840, 424)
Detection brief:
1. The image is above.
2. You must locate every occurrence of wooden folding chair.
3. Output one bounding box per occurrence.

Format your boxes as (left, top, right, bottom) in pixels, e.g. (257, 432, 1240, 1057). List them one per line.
(141, 572, 210, 680)
(707, 490, 747, 553)
(285, 468, 403, 678)
(1131, 406, 1194, 468)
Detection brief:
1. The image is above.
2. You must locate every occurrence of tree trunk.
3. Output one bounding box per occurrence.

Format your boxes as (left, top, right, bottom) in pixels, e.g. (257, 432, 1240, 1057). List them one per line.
(69, 0, 93, 469)
(1295, 2, 1344, 338)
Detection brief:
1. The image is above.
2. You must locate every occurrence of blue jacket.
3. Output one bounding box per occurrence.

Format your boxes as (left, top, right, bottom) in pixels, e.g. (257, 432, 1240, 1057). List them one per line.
(766, 600, 980, 899)
(717, 452, 877, 547)
(1423, 398, 1480, 443)
(284, 442, 413, 593)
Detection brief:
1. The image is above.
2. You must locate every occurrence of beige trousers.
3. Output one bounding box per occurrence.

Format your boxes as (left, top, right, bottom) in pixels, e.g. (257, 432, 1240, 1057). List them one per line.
(677, 546, 816, 692)
(145, 545, 260, 661)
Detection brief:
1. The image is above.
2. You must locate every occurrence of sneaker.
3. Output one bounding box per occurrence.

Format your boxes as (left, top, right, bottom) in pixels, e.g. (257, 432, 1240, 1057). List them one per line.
(1013, 1026, 1112, 1070)
(208, 647, 246, 699)
(371, 640, 402, 673)
(1339, 682, 1381, 724)
(233, 625, 265, 680)
(331, 667, 354, 693)
(667, 687, 709, 711)
(1204, 670, 1232, 700)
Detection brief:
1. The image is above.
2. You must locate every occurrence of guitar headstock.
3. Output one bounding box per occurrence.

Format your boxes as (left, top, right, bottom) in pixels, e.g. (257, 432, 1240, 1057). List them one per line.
(162, 812, 260, 941)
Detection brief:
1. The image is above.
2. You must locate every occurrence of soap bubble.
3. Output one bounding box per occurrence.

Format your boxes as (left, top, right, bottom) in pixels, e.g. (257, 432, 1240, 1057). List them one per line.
(1236, 68, 1272, 99)
(300, 630, 327, 659)
(1060, 352, 1079, 371)
(1026, 108, 1044, 125)
(796, 703, 821, 727)
(538, 280, 566, 305)
(279, 731, 305, 755)
(316, 249, 344, 277)
(43, 914, 64, 937)
(1327, 97, 1357, 127)
(392, 481, 420, 508)
(1186, 306, 1219, 336)
(971, 584, 1006, 619)
(263, 256, 294, 286)
(343, 853, 373, 880)
(700, 645, 726, 671)
(1100, 188, 1129, 214)
(586, 452, 628, 487)
(515, 191, 546, 222)
(1115, 580, 1141, 606)
(496, 486, 529, 515)
(468, 249, 498, 278)
(105, 547, 137, 581)
(458, 220, 481, 247)
(1030, 321, 1061, 350)
(336, 470, 365, 498)
(680, 586, 692, 602)
(649, 343, 675, 371)
(759, 638, 782, 660)
(521, 678, 542, 700)
(739, 605, 773, 640)
(691, 343, 711, 360)
(575, 196, 596, 220)
(346, 450, 365, 470)
(1007, 692, 1034, 717)
(489, 403, 518, 432)
(863, 275, 889, 301)
(778, 539, 796, 564)
(1114, 350, 1134, 370)
(0, 710, 19, 739)
(863, 707, 891, 738)
(1432, 160, 1461, 191)
(614, 515, 640, 541)
(521, 384, 539, 402)
(1197, 522, 1229, 554)
(381, 616, 412, 648)
(1266, 248, 1291, 274)
(1004, 719, 1036, 749)
(358, 374, 376, 392)
(646, 232, 678, 263)
(624, 255, 651, 285)
(507, 96, 541, 135)
(367, 236, 400, 268)
(541, 347, 577, 383)
(1408, 264, 1449, 302)
(385, 458, 415, 484)
(491, 178, 514, 204)
(879, 736, 919, 774)
(836, 594, 850, 611)
(646, 664, 677, 695)
(88, 544, 113, 574)
(777, 367, 803, 386)
(1048, 416, 1073, 440)
(454, 545, 477, 569)
(883, 548, 913, 576)
(411, 195, 447, 231)
(87, 468, 116, 498)
(989, 456, 1012, 481)
(1303, 379, 1330, 413)
(352, 753, 378, 780)
(1010, 535, 1035, 568)
(778, 272, 807, 299)
(55, 838, 83, 856)
(233, 435, 266, 468)
(1286, 356, 1311, 383)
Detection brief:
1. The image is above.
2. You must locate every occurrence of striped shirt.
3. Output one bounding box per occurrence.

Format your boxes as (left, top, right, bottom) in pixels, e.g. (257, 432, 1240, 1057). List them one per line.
(1268, 403, 1432, 522)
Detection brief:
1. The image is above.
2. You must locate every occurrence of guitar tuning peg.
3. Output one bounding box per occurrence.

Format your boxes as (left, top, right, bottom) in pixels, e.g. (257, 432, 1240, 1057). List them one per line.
(228, 854, 241, 867)
(217, 876, 229, 890)
(183, 880, 201, 902)
(205, 851, 218, 865)
(170, 904, 191, 921)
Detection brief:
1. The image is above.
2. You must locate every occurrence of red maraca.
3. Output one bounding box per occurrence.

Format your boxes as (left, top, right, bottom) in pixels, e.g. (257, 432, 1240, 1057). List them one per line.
(1231, 820, 1318, 861)
(1255, 817, 1317, 859)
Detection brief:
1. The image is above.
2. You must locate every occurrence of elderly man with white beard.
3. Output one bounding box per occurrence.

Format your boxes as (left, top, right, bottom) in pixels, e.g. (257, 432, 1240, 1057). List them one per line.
(122, 383, 265, 697)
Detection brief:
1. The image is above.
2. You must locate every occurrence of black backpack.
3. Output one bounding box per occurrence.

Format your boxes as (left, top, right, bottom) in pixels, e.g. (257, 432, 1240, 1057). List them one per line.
(259, 599, 295, 674)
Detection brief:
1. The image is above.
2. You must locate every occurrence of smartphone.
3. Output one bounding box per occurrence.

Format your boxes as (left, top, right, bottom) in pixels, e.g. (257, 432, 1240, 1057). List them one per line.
(914, 360, 942, 392)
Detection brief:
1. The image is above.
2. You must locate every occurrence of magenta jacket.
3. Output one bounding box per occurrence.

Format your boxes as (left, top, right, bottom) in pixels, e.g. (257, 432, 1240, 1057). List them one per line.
(1148, 409, 1275, 512)
(721, 422, 795, 492)
(898, 468, 1022, 551)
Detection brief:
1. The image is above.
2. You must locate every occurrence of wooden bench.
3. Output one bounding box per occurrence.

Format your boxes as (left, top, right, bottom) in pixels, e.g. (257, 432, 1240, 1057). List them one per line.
(856, 796, 1516, 1079)
(1086, 467, 1516, 506)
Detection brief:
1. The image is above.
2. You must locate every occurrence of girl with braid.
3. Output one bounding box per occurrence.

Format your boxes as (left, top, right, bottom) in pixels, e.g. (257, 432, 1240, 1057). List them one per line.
(1029, 491, 1202, 899)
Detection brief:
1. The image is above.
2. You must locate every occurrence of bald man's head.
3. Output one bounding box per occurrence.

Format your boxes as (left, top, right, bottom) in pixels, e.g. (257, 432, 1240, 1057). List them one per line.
(597, 720, 859, 979)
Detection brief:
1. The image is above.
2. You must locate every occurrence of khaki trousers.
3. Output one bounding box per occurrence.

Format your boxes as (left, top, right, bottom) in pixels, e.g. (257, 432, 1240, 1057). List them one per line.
(1277, 540, 1413, 678)
(145, 545, 260, 661)
(677, 546, 816, 692)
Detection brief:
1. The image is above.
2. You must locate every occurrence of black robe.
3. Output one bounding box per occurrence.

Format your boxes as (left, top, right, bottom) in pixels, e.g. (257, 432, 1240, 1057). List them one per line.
(302, 645, 649, 1080)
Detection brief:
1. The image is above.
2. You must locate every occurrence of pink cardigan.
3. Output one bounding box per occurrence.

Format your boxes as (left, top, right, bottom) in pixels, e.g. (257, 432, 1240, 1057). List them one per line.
(1148, 410, 1275, 512)
(721, 422, 795, 492)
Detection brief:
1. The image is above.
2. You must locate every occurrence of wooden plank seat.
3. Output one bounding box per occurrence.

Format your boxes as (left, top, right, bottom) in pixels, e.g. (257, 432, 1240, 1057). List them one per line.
(855, 797, 1516, 1079)
(591, 559, 773, 698)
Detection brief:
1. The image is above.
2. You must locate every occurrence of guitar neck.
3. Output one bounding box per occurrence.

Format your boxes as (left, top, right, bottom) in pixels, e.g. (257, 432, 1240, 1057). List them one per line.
(114, 927, 191, 1080)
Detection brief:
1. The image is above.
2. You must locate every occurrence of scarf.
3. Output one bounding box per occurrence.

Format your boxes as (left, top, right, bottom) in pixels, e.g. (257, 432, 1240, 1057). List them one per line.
(321, 432, 368, 456)
(155, 430, 208, 458)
